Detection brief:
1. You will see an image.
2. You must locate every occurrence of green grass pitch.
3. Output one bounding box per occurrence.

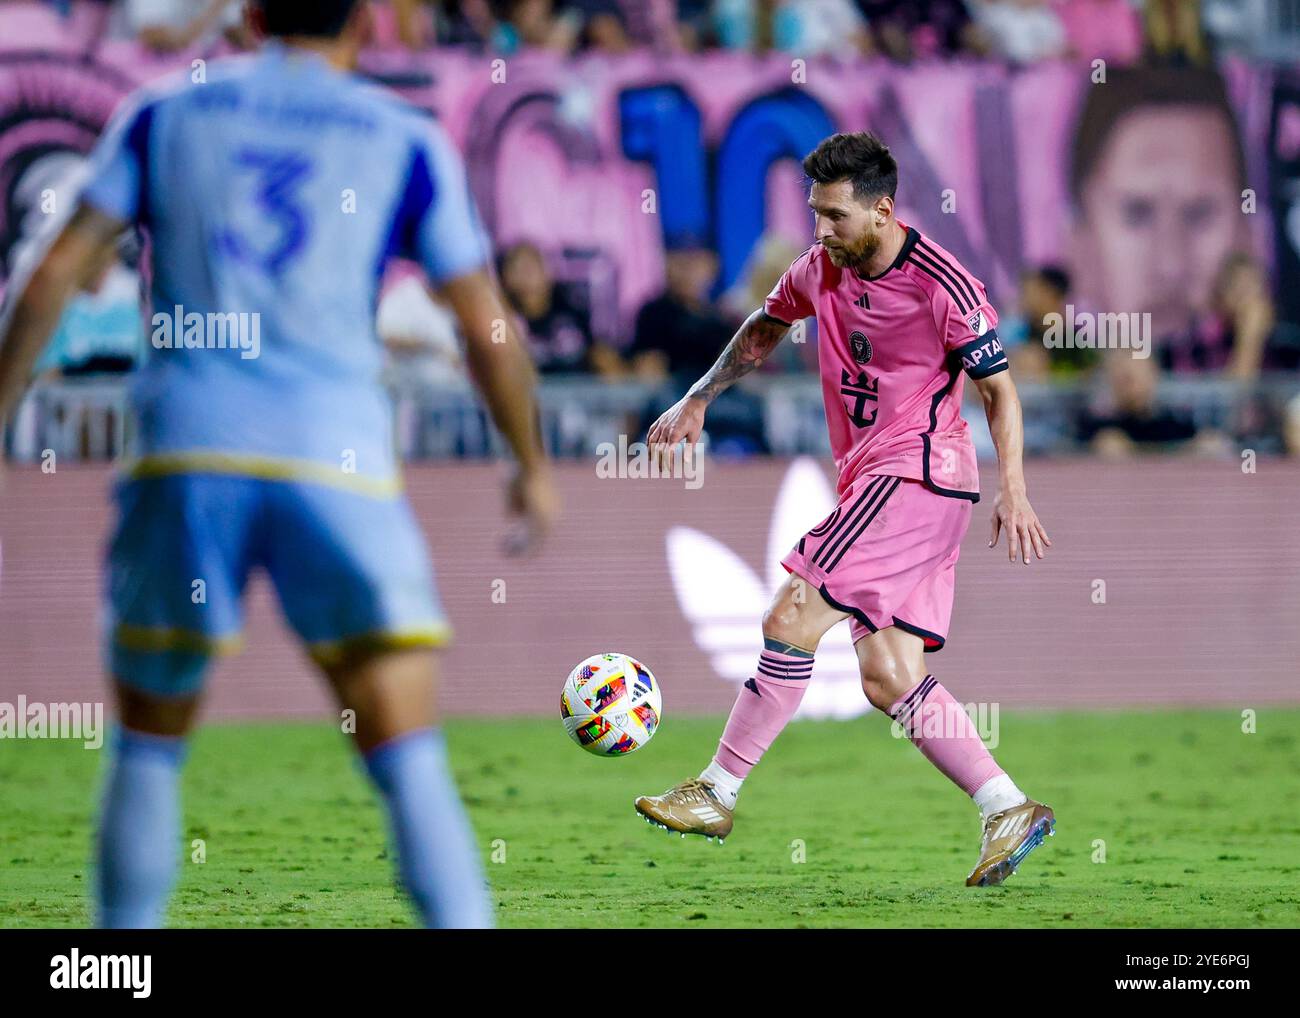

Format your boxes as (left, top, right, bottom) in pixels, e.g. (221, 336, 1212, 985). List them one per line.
(3, 709, 1299, 928)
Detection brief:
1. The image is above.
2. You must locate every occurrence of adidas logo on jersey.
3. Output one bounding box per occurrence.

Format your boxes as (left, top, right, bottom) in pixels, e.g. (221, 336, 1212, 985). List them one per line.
(853, 291, 870, 309)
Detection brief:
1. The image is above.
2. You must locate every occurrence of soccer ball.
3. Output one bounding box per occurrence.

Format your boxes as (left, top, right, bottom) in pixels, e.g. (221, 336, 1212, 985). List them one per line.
(560, 652, 662, 756)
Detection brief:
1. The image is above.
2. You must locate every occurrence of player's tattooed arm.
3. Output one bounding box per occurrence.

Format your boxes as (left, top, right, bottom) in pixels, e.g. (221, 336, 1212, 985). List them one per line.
(647, 308, 791, 468)
(686, 310, 792, 405)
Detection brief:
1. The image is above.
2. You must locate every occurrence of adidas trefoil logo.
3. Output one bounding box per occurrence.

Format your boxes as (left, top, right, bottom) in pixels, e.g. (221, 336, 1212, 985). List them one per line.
(664, 457, 871, 720)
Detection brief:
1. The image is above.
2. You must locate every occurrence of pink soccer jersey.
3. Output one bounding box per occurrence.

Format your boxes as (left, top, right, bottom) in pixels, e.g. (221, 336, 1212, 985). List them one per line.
(764, 222, 1006, 501)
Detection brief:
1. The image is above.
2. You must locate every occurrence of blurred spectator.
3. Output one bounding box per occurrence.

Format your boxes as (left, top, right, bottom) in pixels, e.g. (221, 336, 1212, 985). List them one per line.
(629, 244, 732, 382)
(371, 0, 435, 49)
(720, 233, 814, 373)
(1052, 0, 1142, 65)
(673, 0, 716, 50)
(968, 0, 1066, 65)
(632, 242, 769, 454)
(1143, 0, 1211, 66)
(378, 266, 466, 389)
(126, 0, 244, 53)
(600, 0, 678, 49)
(1078, 353, 1226, 457)
(1160, 252, 1274, 378)
(424, 0, 501, 46)
(856, 0, 984, 62)
(574, 0, 633, 53)
(499, 241, 621, 376)
(490, 0, 582, 54)
(713, 0, 873, 58)
(383, 0, 616, 51)
(1002, 265, 1098, 381)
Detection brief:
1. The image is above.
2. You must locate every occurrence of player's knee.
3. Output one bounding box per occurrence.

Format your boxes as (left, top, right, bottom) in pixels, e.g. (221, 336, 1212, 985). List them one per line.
(761, 597, 815, 650)
(760, 600, 793, 636)
(325, 648, 439, 752)
(858, 656, 917, 712)
(114, 681, 202, 737)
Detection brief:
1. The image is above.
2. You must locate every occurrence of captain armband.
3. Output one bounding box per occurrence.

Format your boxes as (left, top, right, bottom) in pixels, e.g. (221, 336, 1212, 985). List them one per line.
(953, 331, 1007, 379)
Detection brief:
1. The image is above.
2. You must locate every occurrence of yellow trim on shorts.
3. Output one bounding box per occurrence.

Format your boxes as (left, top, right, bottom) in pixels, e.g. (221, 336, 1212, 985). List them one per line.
(114, 624, 245, 656)
(308, 625, 454, 669)
(121, 452, 404, 498)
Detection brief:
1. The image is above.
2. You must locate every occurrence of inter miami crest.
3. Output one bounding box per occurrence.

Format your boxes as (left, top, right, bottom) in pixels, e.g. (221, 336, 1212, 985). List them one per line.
(849, 330, 873, 364)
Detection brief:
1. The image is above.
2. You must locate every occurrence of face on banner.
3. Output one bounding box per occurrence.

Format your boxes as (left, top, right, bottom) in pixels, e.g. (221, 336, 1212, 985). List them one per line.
(1072, 106, 1247, 339)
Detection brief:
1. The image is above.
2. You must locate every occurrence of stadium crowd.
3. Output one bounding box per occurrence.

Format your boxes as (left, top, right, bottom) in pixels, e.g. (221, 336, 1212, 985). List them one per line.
(8, 0, 1288, 66)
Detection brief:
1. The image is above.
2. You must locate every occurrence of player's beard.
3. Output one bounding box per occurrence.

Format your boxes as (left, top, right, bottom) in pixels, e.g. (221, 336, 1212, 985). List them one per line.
(823, 227, 880, 270)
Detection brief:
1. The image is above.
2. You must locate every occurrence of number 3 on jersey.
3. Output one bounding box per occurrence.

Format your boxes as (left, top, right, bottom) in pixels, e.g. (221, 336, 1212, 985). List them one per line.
(216, 148, 314, 276)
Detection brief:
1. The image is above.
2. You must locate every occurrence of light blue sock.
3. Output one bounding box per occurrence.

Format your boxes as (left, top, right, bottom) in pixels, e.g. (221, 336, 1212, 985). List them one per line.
(96, 727, 186, 929)
(364, 728, 493, 929)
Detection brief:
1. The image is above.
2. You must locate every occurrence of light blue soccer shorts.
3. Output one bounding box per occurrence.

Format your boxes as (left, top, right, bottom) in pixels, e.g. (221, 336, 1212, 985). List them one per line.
(104, 472, 451, 697)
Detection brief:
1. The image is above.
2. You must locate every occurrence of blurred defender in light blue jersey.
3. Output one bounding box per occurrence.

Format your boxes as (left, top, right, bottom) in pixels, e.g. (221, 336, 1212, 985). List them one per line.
(0, 0, 558, 929)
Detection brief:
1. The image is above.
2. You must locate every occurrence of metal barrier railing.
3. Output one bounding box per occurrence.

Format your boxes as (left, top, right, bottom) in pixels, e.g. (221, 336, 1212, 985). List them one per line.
(4, 373, 1297, 464)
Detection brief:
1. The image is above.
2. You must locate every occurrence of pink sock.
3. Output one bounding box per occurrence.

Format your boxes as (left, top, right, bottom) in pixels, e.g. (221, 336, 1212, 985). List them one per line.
(713, 645, 813, 778)
(887, 676, 1003, 796)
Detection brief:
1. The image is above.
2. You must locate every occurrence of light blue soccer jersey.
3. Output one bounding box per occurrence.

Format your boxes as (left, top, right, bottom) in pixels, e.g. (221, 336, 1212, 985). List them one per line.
(80, 43, 489, 490)
(80, 44, 487, 693)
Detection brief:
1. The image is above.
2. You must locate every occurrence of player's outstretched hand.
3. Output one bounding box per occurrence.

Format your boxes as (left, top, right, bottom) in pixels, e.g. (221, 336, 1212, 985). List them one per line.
(989, 489, 1051, 565)
(503, 464, 560, 557)
(647, 395, 706, 473)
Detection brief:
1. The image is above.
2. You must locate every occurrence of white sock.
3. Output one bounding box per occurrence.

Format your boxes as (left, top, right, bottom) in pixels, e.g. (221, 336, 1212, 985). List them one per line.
(972, 774, 1027, 819)
(699, 760, 742, 810)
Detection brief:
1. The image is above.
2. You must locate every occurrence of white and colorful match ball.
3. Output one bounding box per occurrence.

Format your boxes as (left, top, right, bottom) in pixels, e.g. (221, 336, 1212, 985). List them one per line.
(560, 652, 662, 756)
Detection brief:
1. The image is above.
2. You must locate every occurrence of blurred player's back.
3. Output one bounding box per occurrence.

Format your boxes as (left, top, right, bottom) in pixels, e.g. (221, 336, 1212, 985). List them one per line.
(84, 41, 486, 484)
(14, 1, 551, 931)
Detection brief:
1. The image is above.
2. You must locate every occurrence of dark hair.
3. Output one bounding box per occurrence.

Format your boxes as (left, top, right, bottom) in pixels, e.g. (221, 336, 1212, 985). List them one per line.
(1069, 66, 1247, 209)
(496, 240, 546, 278)
(802, 132, 898, 205)
(1032, 264, 1071, 296)
(256, 0, 361, 37)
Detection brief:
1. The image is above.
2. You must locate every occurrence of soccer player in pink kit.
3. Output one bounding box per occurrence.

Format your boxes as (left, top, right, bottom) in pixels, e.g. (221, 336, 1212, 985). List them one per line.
(635, 132, 1055, 886)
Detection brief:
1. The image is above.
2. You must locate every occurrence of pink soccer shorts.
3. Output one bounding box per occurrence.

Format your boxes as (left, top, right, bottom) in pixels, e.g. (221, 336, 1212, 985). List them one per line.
(780, 473, 973, 649)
